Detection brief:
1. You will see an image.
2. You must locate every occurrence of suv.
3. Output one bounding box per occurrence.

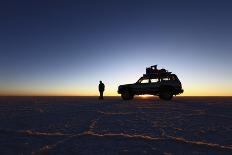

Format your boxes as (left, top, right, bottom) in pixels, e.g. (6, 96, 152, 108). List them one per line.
(118, 65, 184, 100)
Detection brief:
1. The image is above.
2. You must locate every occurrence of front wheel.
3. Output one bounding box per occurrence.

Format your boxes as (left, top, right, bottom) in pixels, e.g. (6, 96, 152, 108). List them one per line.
(121, 91, 134, 100)
(159, 91, 173, 100)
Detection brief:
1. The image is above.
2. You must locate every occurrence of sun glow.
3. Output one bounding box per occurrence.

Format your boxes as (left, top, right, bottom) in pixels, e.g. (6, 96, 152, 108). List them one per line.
(138, 95, 154, 98)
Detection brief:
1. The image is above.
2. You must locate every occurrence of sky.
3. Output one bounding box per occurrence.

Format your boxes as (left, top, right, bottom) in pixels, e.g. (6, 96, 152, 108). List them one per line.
(0, 0, 232, 96)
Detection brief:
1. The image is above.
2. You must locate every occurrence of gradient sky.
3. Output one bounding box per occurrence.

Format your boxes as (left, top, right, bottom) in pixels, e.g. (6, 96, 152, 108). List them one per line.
(0, 0, 232, 96)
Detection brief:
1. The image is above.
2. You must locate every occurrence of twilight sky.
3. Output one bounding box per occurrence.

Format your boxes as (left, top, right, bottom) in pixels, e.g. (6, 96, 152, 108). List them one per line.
(0, 0, 232, 96)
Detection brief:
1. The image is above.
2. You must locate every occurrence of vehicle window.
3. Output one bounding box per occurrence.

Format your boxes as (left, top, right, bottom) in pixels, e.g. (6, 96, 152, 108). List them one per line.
(151, 79, 159, 83)
(140, 79, 149, 83)
(162, 78, 169, 81)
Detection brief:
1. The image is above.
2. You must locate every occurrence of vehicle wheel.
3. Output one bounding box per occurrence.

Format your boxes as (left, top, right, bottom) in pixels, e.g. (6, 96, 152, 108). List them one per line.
(121, 91, 134, 100)
(159, 91, 173, 100)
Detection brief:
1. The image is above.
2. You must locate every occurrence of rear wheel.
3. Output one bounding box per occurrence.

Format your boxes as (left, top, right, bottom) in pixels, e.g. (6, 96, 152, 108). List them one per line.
(159, 91, 173, 100)
(121, 91, 134, 100)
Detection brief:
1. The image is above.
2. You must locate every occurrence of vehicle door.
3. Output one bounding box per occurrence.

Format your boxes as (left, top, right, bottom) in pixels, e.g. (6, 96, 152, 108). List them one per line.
(133, 79, 152, 94)
(149, 78, 160, 92)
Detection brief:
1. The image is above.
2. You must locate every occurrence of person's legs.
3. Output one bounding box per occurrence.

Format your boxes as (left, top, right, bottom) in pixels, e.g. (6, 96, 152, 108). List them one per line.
(101, 91, 104, 99)
(99, 91, 104, 99)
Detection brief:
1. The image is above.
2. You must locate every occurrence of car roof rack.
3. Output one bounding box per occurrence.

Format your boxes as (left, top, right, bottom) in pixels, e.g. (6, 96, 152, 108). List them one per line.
(143, 65, 172, 79)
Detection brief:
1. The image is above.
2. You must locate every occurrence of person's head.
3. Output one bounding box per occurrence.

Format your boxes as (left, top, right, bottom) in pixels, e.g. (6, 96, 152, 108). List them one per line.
(100, 80, 102, 83)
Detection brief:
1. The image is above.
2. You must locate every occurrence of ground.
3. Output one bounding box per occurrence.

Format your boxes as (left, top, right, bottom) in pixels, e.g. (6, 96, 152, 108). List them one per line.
(0, 96, 232, 155)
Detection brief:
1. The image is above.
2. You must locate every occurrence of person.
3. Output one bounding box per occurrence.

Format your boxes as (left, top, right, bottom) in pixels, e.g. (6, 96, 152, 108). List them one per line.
(98, 81, 105, 100)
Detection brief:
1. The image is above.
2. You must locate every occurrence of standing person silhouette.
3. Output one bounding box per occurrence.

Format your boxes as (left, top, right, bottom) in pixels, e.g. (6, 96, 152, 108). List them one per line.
(98, 81, 105, 100)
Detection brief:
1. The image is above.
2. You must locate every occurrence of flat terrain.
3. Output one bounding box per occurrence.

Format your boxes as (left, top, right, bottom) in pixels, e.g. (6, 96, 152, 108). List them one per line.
(0, 96, 232, 155)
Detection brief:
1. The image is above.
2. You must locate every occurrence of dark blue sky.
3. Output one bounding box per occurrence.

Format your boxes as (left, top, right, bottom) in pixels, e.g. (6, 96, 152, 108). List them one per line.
(1, 0, 232, 95)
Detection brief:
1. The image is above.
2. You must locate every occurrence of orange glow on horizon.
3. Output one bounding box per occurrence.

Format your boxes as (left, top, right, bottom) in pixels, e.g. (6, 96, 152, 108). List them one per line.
(1, 91, 232, 96)
(1, 85, 232, 96)
(138, 95, 154, 98)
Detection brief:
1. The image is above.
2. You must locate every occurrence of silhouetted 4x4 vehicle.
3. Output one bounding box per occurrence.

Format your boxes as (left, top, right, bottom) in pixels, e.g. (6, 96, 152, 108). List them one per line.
(118, 65, 184, 100)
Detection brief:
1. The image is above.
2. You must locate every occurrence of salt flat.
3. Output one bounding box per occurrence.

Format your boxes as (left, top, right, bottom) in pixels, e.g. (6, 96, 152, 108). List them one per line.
(0, 96, 232, 155)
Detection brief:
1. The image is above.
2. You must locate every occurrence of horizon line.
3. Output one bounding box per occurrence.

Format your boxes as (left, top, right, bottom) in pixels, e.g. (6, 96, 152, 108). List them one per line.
(0, 95, 232, 97)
